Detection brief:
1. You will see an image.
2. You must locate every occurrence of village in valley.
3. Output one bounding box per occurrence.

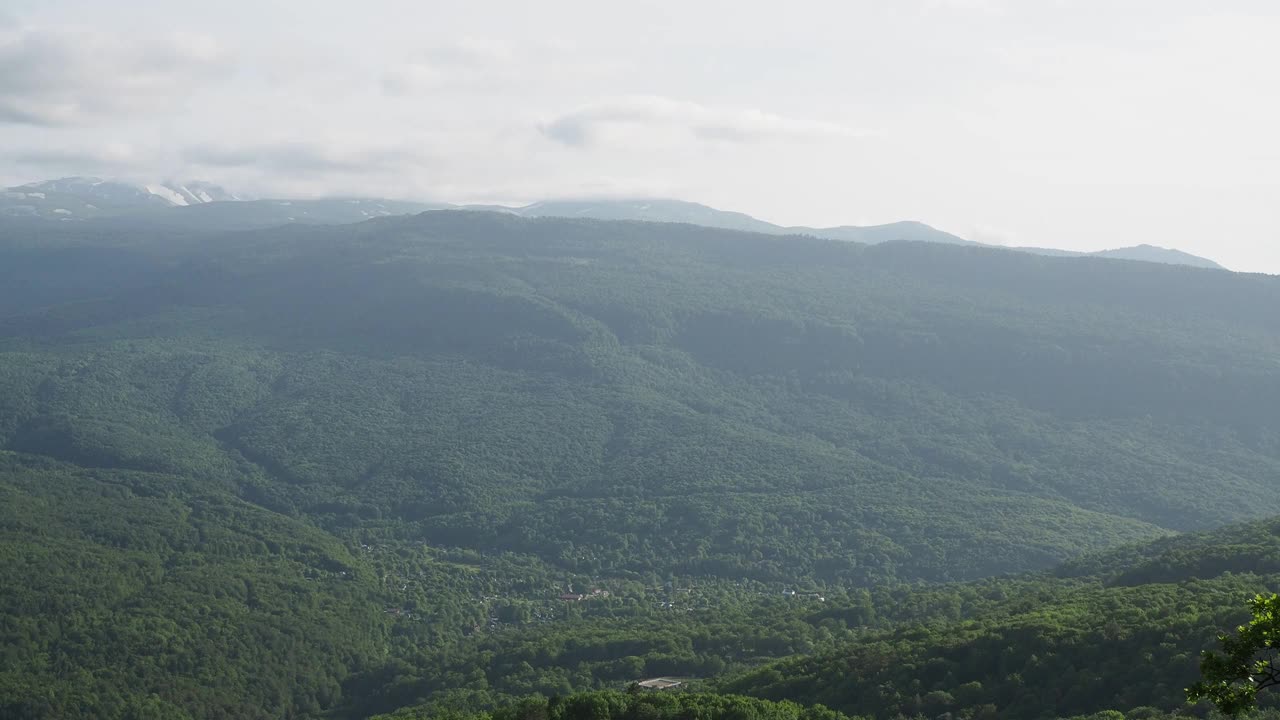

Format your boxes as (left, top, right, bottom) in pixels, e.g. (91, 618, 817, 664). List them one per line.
(357, 539, 834, 639)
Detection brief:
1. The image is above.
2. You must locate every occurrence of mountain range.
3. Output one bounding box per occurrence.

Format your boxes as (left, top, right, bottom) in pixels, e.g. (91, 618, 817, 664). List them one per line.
(0, 177, 1225, 270)
(1, 176, 240, 215)
(0, 206, 1276, 718)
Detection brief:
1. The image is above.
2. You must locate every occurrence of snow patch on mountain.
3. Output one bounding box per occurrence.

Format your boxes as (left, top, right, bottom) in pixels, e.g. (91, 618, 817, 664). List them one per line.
(146, 184, 190, 206)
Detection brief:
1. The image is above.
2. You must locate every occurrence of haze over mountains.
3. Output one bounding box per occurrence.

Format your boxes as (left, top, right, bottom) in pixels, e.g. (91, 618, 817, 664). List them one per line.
(1, 198, 1277, 718)
(0, 177, 1226, 270)
(8, 0, 1280, 717)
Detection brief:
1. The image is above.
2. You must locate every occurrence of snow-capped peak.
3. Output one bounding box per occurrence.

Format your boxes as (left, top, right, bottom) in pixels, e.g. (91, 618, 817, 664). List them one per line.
(146, 184, 190, 206)
(1, 177, 244, 219)
(146, 181, 239, 206)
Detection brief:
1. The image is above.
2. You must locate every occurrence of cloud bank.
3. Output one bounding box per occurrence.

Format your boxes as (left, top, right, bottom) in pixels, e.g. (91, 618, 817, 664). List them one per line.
(0, 24, 229, 126)
(540, 95, 866, 147)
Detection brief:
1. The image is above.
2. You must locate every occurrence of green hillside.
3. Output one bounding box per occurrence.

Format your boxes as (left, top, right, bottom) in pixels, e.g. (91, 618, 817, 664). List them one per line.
(4, 212, 1279, 580)
(2, 210, 1279, 717)
(0, 451, 394, 719)
(369, 690, 856, 720)
(724, 517, 1280, 719)
(359, 517, 1280, 720)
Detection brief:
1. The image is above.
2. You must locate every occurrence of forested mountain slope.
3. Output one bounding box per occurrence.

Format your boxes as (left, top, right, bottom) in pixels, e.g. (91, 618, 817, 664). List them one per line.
(2, 211, 1278, 584)
(361, 515, 1280, 720)
(725, 516, 1280, 719)
(1, 210, 1279, 717)
(0, 451, 400, 719)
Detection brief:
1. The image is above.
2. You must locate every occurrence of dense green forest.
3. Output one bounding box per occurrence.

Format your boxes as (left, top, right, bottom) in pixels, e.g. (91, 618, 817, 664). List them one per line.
(367, 690, 855, 720)
(362, 516, 1280, 720)
(2, 210, 1279, 718)
(725, 517, 1280, 719)
(371, 690, 1280, 720)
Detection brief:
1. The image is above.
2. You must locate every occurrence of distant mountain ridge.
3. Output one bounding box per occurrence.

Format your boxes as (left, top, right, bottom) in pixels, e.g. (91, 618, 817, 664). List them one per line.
(0, 177, 240, 217)
(0, 176, 1225, 270)
(1094, 244, 1225, 269)
(506, 198, 1224, 269)
(505, 199, 976, 247)
(1014, 242, 1225, 270)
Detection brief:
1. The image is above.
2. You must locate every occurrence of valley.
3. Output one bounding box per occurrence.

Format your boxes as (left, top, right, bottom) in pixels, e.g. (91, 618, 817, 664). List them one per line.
(0, 206, 1277, 719)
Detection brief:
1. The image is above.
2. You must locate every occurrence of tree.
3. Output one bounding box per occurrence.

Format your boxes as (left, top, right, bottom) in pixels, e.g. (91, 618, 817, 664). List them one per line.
(1187, 593, 1280, 716)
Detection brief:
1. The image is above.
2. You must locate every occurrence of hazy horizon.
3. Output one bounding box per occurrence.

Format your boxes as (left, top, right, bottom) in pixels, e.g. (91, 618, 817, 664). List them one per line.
(3, 0, 1278, 272)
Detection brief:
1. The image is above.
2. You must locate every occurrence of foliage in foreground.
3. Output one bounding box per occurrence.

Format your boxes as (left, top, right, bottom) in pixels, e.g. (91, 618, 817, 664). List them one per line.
(1189, 593, 1280, 716)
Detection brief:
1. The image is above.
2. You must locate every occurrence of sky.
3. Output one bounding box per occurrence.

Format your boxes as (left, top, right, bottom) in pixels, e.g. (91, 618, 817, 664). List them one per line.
(2, 0, 1278, 272)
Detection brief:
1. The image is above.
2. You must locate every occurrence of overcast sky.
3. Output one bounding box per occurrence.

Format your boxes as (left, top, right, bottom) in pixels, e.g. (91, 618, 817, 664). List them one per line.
(2, 1, 1278, 272)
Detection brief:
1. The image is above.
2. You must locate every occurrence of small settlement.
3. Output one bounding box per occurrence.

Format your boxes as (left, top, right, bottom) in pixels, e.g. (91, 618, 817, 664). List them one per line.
(636, 677, 686, 691)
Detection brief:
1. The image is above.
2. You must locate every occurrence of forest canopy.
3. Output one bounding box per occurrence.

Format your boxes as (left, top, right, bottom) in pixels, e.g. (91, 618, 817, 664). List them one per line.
(2, 211, 1279, 718)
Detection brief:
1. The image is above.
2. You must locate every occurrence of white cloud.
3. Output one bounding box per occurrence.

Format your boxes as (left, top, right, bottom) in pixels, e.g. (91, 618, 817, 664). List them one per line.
(3, 1, 1279, 272)
(382, 38, 514, 94)
(416, 37, 516, 69)
(183, 139, 437, 175)
(0, 23, 231, 126)
(540, 96, 868, 147)
(12, 142, 148, 170)
(381, 38, 615, 96)
(920, 0, 1004, 14)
